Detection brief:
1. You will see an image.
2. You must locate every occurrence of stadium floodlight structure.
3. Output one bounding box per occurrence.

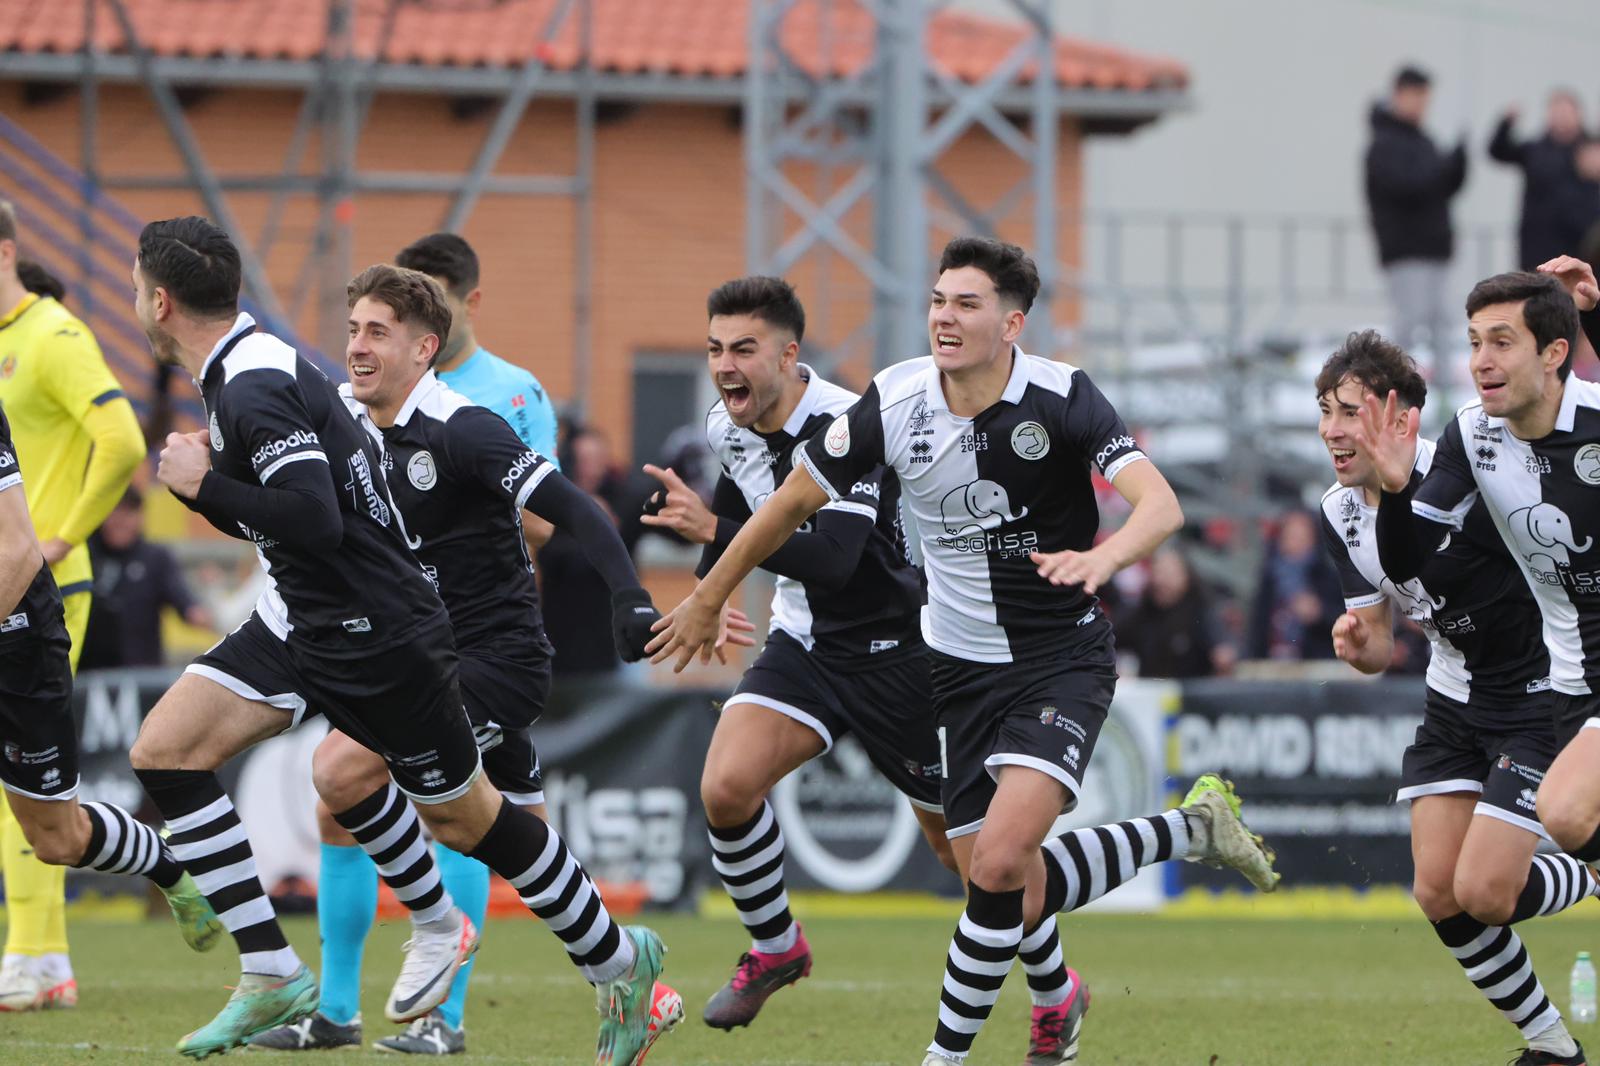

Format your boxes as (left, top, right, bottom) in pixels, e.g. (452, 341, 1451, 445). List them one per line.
(744, 0, 1076, 371)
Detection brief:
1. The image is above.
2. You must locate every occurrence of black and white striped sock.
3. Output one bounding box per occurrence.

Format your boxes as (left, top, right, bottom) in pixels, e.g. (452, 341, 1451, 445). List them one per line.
(1510, 855, 1597, 923)
(136, 768, 300, 977)
(708, 802, 796, 955)
(75, 801, 183, 889)
(1040, 810, 1189, 913)
(1017, 917, 1073, 1008)
(928, 882, 1023, 1062)
(1433, 912, 1561, 1039)
(470, 799, 633, 984)
(332, 783, 454, 926)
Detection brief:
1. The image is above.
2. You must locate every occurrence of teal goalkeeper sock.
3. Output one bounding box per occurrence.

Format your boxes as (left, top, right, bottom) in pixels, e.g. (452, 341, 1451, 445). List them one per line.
(317, 843, 378, 1026)
(435, 844, 491, 1029)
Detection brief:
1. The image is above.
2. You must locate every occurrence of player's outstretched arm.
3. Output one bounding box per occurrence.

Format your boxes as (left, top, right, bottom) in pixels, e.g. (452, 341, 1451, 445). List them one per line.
(647, 463, 828, 672)
(0, 476, 46, 620)
(646, 464, 873, 592)
(1030, 459, 1183, 595)
(524, 469, 693, 661)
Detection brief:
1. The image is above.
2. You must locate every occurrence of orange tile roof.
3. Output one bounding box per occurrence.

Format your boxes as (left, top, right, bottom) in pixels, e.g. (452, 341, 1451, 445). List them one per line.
(0, 0, 1187, 93)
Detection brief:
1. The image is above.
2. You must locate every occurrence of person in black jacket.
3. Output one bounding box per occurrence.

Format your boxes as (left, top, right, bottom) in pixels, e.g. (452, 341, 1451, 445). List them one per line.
(1490, 89, 1591, 270)
(1365, 65, 1469, 362)
(1248, 509, 1346, 662)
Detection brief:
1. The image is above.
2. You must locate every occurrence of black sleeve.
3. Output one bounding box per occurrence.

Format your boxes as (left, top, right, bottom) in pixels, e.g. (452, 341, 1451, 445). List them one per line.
(1376, 425, 1474, 581)
(194, 374, 341, 551)
(441, 407, 644, 595)
(1062, 370, 1147, 479)
(0, 408, 21, 496)
(174, 491, 254, 542)
(1375, 483, 1434, 583)
(525, 472, 642, 594)
(799, 384, 888, 500)
(1488, 115, 1524, 165)
(703, 470, 885, 590)
(447, 406, 557, 510)
(1583, 304, 1600, 359)
(1444, 141, 1468, 197)
(192, 461, 342, 553)
(696, 473, 753, 579)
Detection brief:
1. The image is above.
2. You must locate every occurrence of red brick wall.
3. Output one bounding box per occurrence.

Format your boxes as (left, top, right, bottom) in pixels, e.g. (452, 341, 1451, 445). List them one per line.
(2, 82, 1082, 454)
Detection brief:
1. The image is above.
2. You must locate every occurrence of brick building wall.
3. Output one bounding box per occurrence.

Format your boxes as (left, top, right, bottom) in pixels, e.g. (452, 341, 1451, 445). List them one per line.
(2, 82, 1082, 460)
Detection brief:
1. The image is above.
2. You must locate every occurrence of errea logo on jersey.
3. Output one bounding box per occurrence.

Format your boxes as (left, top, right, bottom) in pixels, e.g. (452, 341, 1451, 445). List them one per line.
(252, 430, 320, 468)
(500, 451, 539, 492)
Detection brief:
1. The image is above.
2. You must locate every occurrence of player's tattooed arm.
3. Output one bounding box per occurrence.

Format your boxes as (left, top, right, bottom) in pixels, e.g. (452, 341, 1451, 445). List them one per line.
(648, 463, 829, 672)
(1030, 458, 1183, 594)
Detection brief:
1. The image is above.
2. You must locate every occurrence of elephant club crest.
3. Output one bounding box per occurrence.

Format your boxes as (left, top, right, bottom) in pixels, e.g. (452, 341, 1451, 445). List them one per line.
(1508, 502, 1593, 581)
(940, 479, 1029, 535)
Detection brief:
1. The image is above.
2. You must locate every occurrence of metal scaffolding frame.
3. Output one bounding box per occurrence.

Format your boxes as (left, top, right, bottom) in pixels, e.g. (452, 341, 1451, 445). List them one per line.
(744, 0, 1067, 370)
(7, 0, 1187, 406)
(49, 0, 599, 400)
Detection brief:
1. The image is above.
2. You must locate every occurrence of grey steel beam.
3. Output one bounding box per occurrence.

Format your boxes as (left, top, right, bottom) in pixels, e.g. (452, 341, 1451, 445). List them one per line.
(571, 0, 595, 415)
(2, 52, 1191, 119)
(1025, 0, 1057, 359)
(874, 0, 927, 369)
(102, 173, 583, 194)
(100, 0, 291, 330)
(440, 0, 579, 233)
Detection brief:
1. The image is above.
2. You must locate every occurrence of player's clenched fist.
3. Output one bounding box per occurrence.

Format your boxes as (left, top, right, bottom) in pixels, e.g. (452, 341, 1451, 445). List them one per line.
(1331, 611, 1369, 664)
(611, 588, 663, 662)
(157, 430, 211, 500)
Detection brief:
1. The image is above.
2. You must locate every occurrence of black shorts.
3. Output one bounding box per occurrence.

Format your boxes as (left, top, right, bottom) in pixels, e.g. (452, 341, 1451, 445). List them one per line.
(931, 641, 1116, 839)
(1396, 688, 1559, 837)
(729, 629, 942, 811)
(0, 612, 78, 802)
(460, 636, 551, 806)
(1551, 692, 1600, 748)
(189, 614, 480, 804)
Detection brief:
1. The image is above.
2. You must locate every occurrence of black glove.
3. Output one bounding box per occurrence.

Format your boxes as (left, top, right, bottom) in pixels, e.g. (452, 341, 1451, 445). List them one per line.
(611, 587, 662, 663)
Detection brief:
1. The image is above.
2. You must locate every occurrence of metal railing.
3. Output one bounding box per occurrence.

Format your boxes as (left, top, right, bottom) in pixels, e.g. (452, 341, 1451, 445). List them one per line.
(0, 112, 329, 426)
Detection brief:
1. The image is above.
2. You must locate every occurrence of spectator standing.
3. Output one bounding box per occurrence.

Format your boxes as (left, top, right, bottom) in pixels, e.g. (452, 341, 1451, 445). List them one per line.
(78, 487, 212, 669)
(1365, 65, 1468, 361)
(1248, 510, 1345, 662)
(1490, 89, 1591, 270)
(1118, 548, 1232, 679)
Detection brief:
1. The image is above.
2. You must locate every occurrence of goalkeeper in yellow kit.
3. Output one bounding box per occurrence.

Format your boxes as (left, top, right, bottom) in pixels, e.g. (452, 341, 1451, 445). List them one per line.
(0, 203, 143, 1010)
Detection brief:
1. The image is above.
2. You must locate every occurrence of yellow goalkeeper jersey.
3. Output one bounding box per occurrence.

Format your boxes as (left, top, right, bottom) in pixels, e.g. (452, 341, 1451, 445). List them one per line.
(0, 293, 143, 595)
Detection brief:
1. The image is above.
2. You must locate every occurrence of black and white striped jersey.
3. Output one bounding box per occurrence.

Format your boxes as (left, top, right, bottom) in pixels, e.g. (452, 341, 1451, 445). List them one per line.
(339, 372, 555, 650)
(798, 348, 1144, 664)
(195, 314, 445, 654)
(1319, 438, 1549, 719)
(1404, 380, 1600, 696)
(701, 367, 923, 661)
(0, 403, 62, 647)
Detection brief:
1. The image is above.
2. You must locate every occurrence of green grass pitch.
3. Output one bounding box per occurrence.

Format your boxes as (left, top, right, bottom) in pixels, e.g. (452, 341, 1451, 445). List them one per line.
(5, 910, 1600, 1064)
